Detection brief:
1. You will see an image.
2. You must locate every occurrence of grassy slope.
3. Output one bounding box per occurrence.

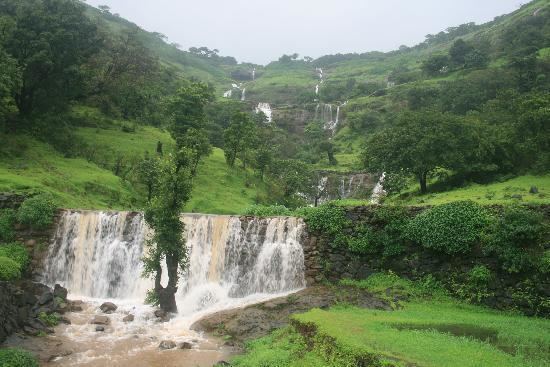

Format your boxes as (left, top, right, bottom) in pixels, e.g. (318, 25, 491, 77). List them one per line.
(1, 123, 266, 213)
(232, 275, 550, 367)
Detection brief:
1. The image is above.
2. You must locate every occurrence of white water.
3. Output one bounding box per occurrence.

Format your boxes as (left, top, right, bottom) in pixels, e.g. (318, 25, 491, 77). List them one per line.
(370, 173, 387, 204)
(223, 90, 232, 98)
(252, 68, 256, 80)
(41, 211, 305, 365)
(241, 88, 246, 101)
(255, 102, 273, 123)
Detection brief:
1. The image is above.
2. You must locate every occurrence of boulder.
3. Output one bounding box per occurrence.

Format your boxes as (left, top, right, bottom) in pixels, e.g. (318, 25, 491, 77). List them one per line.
(530, 186, 539, 194)
(53, 284, 68, 300)
(38, 291, 53, 306)
(90, 315, 110, 325)
(178, 342, 192, 349)
(159, 340, 176, 350)
(95, 326, 105, 332)
(99, 302, 117, 314)
(123, 314, 135, 323)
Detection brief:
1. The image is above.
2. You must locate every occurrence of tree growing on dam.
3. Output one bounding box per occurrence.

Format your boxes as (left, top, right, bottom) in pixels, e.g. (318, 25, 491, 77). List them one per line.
(142, 149, 193, 313)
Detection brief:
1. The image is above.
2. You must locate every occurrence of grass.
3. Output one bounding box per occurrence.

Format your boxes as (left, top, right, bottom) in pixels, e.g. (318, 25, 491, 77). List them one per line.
(389, 175, 550, 206)
(1, 120, 267, 213)
(232, 273, 550, 367)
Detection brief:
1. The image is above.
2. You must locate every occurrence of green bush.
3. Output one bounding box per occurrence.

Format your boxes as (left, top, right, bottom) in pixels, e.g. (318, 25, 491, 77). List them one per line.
(0, 243, 30, 270)
(0, 348, 39, 367)
(17, 193, 56, 229)
(0, 256, 21, 280)
(243, 204, 292, 217)
(0, 208, 17, 242)
(406, 201, 490, 254)
(296, 204, 350, 248)
(482, 206, 546, 273)
(38, 312, 59, 327)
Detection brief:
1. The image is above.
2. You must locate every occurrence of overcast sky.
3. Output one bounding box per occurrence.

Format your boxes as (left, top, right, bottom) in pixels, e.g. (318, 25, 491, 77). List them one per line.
(85, 0, 523, 65)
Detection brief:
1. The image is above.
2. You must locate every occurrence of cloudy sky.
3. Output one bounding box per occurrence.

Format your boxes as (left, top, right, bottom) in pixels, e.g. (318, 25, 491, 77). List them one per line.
(85, 0, 522, 65)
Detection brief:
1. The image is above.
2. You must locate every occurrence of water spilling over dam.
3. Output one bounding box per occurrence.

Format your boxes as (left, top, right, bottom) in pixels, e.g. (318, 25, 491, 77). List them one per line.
(43, 211, 306, 314)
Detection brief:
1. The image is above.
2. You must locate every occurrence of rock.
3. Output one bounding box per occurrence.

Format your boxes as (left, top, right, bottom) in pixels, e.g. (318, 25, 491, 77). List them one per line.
(53, 284, 68, 300)
(99, 302, 117, 314)
(95, 326, 105, 332)
(511, 194, 523, 200)
(59, 316, 71, 325)
(530, 186, 539, 194)
(90, 315, 110, 325)
(178, 342, 192, 349)
(25, 239, 37, 247)
(38, 291, 53, 306)
(69, 300, 84, 312)
(216, 361, 231, 366)
(123, 314, 134, 323)
(154, 309, 166, 318)
(159, 340, 176, 350)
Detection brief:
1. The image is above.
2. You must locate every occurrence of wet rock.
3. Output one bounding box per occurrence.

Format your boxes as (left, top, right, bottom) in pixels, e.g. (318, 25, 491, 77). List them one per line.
(159, 340, 176, 350)
(90, 315, 110, 325)
(123, 314, 135, 323)
(99, 302, 117, 314)
(68, 300, 83, 312)
(53, 284, 68, 300)
(25, 239, 37, 247)
(95, 326, 105, 332)
(178, 342, 192, 349)
(58, 316, 71, 325)
(38, 291, 53, 306)
(154, 309, 166, 318)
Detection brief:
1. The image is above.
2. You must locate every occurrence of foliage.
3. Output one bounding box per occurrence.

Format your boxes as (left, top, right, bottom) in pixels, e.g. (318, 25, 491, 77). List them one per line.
(144, 288, 160, 306)
(243, 204, 292, 217)
(223, 112, 258, 168)
(142, 151, 193, 312)
(167, 80, 213, 138)
(268, 159, 313, 208)
(453, 265, 494, 303)
(0, 208, 16, 242)
(38, 311, 59, 327)
(482, 206, 547, 273)
(0, 348, 39, 367)
(406, 201, 490, 254)
(0, 256, 21, 280)
(133, 154, 160, 203)
(176, 127, 212, 176)
(0, 242, 30, 270)
(296, 204, 350, 247)
(17, 193, 56, 229)
(362, 111, 492, 194)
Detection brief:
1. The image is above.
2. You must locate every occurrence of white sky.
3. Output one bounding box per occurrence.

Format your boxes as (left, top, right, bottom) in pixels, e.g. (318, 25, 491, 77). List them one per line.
(84, 0, 524, 65)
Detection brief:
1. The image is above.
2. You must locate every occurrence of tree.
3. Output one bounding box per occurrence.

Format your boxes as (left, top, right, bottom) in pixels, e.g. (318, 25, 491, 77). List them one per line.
(254, 147, 273, 180)
(362, 111, 490, 194)
(449, 39, 473, 67)
(3, 0, 100, 116)
(134, 154, 160, 202)
(319, 141, 337, 166)
(421, 55, 450, 76)
(223, 112, 257, 168)
(0, 47, 20, 132)
(176, 128, 212, 176)
(142, 150, 193, 313)
(269, 159, 313, 207)
(167, 81, 213, 138)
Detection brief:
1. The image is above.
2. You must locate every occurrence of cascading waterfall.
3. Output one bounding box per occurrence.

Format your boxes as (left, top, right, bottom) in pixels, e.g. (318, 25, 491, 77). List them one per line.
(255, 102, 273, 123)
(42, 211, 305, 316)
(370, 173, 387, 204)
(241, 88, 246, 101)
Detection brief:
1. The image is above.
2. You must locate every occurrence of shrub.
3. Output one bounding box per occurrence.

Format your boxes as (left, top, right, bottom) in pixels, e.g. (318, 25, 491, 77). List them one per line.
(406, 201, 490, 254)
(0, 348, 39, 367)
(243, 204, 292, 217)
(0, 208, 17, 242)
(482, 206, 546, 273)
(38, 312, 59, 327)
(0, 256, 21, 281)
(17, 193, 56, 229)
(296, 204, 350, 248)
(453, 265, 493, 303)
(0, 243, 30, 270)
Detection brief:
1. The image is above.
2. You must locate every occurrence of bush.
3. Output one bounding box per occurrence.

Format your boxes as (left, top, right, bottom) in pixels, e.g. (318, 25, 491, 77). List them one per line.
(38, 312, 59, 327)
(296, 204, 350, 248)
(17, 193, 56, 229)
(406, 201, 490, 254)
(454, 265, 494, 303)
(0, 348, 39, 367)
(243, 204, 292, 217)
(482, 206, 546, 273)
(0, 208, 16, 242)
(0, 243, 30, 270)
(0, 256, 21, 281)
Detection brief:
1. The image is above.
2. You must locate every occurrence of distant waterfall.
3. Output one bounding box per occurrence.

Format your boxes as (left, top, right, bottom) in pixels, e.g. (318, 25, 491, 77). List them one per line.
(42, 211, 305, 316)
(255, 102, 273, 123)
(241, 88, 246, 101)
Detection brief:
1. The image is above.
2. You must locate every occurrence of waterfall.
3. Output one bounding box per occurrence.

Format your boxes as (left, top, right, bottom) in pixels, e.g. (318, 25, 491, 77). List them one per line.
(315, 84, 319, 95)
(42, 211, 305, 316)
(255, 102, 273, 123)
(223, 89, 232, 98)
(241, 88, 246, 101)
(252, 68, 256, 80)
(370, 173, 387, 204)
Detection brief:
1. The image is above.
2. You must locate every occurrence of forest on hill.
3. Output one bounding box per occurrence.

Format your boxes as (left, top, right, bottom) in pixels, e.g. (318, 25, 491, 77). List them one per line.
(0, 0, 549, 211)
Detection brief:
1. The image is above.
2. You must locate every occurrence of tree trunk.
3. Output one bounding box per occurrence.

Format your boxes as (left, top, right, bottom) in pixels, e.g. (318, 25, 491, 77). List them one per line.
(157, 254, 178, 313)
(419, 171, 428, 194)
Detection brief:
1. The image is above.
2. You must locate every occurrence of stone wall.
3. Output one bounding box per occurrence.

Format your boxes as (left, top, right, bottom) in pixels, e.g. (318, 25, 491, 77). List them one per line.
(0, 192, 25, 209)
(302, 205, 550, 316)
